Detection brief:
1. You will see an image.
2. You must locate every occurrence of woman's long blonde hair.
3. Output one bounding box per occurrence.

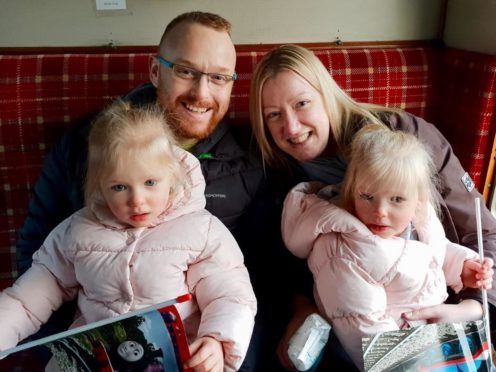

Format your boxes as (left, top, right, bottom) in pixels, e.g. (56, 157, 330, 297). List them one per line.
(249, 44, 395, 167)
(85, 100, 184, 205)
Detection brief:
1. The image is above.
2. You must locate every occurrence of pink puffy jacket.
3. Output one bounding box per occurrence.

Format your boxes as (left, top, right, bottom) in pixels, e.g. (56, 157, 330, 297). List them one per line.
(282, 182, 477, 369)
(0, 147, 256, 371)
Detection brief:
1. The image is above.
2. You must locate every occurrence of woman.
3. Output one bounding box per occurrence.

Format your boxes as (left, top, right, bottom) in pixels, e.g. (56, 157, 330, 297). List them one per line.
(249, 44, 496, 370)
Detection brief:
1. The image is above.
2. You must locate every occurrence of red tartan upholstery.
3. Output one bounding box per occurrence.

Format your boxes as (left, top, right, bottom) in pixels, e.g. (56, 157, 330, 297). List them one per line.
(0, 54, 151, 291)
(0, 44, 494, 292)
(231, 47, 440, 124)
(437, 49, 496, 191)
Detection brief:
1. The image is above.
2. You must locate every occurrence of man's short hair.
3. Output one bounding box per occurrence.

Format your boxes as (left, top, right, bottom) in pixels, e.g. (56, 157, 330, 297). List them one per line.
(159, 11, 232, 49)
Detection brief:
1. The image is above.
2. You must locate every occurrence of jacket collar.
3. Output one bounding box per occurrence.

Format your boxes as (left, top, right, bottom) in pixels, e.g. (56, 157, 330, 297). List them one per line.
(191, 119, 246, 161)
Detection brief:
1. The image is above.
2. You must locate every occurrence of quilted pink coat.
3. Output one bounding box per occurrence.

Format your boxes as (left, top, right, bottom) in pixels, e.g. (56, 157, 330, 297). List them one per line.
(282, 182, 477, 369)
(0, 148, 256, 371)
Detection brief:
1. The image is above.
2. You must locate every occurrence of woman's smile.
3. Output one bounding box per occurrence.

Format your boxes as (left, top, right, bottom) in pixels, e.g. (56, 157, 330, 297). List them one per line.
(288, 131, 311, 145)
(262, 70, 330, 161)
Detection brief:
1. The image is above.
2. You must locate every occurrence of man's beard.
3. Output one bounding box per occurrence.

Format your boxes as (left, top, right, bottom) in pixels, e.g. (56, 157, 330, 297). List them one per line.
(157, 92, 226, 141)
(166, 110, 219, 141)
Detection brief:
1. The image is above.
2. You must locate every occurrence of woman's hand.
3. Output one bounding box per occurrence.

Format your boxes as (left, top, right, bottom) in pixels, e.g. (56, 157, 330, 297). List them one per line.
(462, 257, 494, 289)
(277, 294, 319, 371)
(402, 299, 483, 324)
(185, 336, 224, 372)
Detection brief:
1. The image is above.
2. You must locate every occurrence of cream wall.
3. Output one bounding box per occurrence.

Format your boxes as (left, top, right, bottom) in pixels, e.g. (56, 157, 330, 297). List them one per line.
(1, 0, 442, 47)
(443, 0, 496, 54)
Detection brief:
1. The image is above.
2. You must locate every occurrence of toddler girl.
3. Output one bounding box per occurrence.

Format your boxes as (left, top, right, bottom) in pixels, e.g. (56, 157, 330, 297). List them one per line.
(0, 101, 256, 371)
(281, 124, 493, 370)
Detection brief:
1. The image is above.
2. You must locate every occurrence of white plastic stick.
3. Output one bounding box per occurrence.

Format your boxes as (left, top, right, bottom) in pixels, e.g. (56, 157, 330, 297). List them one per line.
(475, 197, 493, 362)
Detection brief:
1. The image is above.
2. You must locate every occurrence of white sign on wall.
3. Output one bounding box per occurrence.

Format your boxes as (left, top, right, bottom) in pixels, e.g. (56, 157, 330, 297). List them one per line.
(95, 0, 127, 11)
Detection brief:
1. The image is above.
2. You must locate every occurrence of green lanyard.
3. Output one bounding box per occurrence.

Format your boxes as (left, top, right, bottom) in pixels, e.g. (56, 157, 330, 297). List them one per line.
(197, 153, 213, 160)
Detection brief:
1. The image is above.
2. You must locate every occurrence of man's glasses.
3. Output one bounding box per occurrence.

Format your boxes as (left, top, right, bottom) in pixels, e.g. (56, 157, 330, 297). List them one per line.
(156, 55, 237, 86)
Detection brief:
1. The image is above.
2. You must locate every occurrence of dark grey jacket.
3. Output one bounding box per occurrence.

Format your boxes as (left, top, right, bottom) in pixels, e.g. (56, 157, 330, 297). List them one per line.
(15, 83, 299, 370)
(16, 83, 296, 296)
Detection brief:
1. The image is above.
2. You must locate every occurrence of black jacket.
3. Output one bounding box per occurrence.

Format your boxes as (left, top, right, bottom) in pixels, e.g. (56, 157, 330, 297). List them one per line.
(16, 83, 307, 370)
(16, 82, 301, 298)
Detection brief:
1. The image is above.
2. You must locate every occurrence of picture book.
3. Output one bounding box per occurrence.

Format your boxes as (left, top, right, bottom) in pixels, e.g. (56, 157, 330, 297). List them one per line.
(362, 320, 494, 372)
(0, 293, 193, 372)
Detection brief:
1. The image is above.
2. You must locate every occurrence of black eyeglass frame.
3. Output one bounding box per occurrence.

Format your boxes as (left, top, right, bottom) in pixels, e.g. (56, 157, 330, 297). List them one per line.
(156, 55, 238, 83)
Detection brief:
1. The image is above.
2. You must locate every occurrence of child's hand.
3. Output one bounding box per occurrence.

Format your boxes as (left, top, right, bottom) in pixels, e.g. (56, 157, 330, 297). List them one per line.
(402, 299, 483, 323)
(461, 257, 494, 289)
(185, 336, 224, 372)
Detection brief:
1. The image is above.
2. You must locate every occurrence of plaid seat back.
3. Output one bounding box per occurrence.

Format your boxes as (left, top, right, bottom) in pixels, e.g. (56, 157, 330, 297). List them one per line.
(0, 54, 151, 288)
(0, 46, 488, 291)
(231, 47, 440, 124)
(437, 48, 496, 189)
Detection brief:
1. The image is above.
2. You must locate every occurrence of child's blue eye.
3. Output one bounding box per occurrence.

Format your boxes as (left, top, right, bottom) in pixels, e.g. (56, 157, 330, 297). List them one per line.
(144, 180, 157, 186)
(111, 184, 126, 192)
(392, 196, 405, 203)
(359, 193, 372, 200)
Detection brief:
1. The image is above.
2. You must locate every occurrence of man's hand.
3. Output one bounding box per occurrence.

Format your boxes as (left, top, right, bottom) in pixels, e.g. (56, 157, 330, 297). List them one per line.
(185, 336, 224, 372)
(462, 257, 494, 289)
(402, 299, 483, 324)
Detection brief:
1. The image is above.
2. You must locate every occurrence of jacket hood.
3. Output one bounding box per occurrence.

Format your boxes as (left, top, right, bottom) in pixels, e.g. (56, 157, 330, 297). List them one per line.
(89, 146, 206, 229)
(283, 182, 456, 283)
(283, 182, 370, 258)
(283, 181, 378, 259)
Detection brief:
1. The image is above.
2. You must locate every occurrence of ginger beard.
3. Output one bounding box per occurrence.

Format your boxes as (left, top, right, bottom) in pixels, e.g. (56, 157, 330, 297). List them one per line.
(157, 89, 227, 141)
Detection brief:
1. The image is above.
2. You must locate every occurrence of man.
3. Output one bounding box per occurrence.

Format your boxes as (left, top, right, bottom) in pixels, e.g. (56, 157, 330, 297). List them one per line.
(17, 11, 296, 371)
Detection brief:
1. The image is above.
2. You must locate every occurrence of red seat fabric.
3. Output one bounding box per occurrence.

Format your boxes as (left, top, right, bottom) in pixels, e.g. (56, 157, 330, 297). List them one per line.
(0, 46, 493, 291)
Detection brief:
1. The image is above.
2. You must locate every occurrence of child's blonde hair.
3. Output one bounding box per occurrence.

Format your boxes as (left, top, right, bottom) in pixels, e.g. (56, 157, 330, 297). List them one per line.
(85, 100, 184, 205)
(340, 124, 440, 223)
